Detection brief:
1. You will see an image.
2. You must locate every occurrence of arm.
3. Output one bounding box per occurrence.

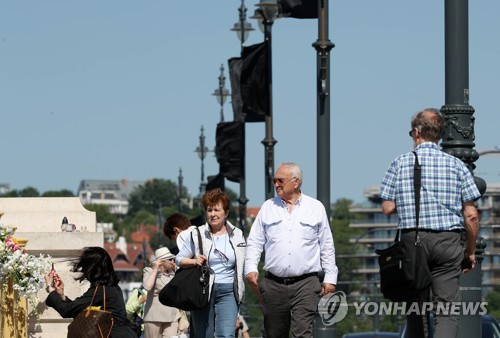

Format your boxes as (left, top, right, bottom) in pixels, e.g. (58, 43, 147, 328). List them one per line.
(382, 200, 396, 215)
(46, 286, 95, 319)
(462, 200, 479, 272)
(318, 204, 337, 295)
(143, 265, 159, 292)
(244, 211, 266, 289)
(175, 231, 207, 268)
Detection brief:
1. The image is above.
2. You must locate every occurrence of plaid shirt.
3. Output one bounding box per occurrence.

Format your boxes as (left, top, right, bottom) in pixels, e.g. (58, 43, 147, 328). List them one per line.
(380, 142, 480, 231)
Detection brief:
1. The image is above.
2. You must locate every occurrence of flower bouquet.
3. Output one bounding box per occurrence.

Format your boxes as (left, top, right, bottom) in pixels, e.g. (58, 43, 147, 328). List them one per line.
(0, 221, 52, 310)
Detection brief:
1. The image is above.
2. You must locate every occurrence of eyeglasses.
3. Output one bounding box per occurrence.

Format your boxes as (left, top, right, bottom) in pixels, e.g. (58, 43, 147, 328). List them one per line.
(214, 248, 229, 262)
(409, 129, 417, 137)
(272, 177, 297, 186)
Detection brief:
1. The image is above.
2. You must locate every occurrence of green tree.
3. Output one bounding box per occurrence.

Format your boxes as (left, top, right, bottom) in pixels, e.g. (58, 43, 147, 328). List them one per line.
(1, 186, 40, 197)
(485, 285, 500, 318)
(84, 204, 118, 224)
(331, 198, 363, 296)
(42, 189, 75, 197)
(128, 179, 179, 215)
(120, 209, 157, 235)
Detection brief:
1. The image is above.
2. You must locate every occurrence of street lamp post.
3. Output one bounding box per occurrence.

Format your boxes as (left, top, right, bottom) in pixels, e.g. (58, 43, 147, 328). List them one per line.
(177, 168, 183, 213)
(439, 1, 486, 337)
(195, 126, 210, 196)
(255, 0, 279, 201)
(312, 0, 334, 219)
(231, 0, 254, 49)
(230, 1, 254, 230)
(212, 64, 231, 123)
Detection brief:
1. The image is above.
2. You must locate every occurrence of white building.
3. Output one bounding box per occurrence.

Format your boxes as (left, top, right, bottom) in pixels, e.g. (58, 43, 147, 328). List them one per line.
(77, 179, 144, 216)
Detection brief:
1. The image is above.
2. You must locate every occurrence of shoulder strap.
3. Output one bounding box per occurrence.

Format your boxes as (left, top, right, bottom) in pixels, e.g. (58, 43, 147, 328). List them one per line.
(194, 227, 204, 256)
(88, 285, 106, 310)
(413, 151, 422, 244)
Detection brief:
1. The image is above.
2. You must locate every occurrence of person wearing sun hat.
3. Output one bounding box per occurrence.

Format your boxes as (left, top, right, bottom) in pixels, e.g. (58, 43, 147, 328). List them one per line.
(142, 247, 181, 338)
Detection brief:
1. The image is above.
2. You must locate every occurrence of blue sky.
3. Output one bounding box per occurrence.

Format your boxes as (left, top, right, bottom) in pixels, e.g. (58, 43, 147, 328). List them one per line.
(1, 1, 499, 208)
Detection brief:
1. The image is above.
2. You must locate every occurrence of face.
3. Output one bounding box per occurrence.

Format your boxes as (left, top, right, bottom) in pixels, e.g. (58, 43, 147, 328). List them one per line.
(206, 201, 229, 228)
(157, 257, 175, 271)
(274, 166, 298, 198)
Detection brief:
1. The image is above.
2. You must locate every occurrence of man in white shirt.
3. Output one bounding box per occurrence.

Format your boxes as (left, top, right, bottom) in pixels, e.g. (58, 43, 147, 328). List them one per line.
(245, 162, 338, 338)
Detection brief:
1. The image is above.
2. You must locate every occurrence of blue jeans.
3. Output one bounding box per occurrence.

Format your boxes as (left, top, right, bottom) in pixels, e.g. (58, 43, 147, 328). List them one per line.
(191, 283, 238, 338)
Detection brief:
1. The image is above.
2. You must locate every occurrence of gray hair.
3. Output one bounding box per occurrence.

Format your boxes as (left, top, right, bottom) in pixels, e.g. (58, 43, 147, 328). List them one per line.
(279, 162, 303, 188)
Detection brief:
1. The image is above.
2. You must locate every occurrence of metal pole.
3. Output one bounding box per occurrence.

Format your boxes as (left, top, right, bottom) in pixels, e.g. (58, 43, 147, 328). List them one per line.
(239, 139, 248, 230)
(313, 1, 335, 336)
(237, 0, 248, 231)
(262, 18, 276, 201)
(177, 168, 183, 213)
(313, 0, 334, 219)
(440, 1, 486, 337)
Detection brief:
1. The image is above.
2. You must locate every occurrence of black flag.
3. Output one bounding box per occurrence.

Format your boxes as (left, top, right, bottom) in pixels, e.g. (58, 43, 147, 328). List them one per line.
(215, 121, 244, 182)
(228, 57, 244, 122)
(206, 173, 225, 192)
(228, 42, 269, 123)
(278, 0, 318, 19)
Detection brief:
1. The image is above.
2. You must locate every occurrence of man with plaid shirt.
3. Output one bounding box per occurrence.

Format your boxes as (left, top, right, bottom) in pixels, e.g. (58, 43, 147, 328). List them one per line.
(380, 108, 480, 338)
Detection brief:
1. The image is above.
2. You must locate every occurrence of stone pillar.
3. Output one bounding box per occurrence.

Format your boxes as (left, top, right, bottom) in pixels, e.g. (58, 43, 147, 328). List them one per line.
(0, 197, 103, 338)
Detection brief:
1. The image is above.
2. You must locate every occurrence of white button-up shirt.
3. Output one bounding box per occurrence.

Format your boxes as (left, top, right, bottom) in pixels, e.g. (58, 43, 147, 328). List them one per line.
(245, 193, 338, 285)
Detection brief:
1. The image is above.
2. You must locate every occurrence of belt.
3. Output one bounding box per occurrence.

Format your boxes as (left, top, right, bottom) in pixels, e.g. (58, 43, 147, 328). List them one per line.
(265, 271, 317, 285)
(401, 228, 464, 234)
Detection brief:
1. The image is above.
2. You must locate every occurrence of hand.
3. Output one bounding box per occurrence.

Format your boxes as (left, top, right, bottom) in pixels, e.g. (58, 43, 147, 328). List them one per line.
(44, 270, 55, 288)
(322, 283, 336, 296)
(163, 260, 176, 271)
(53, 273, 65, 296)
(245, 272, 259, 289)
(194, 255, 207, 266)
(245, 272, 263, 304)
(462, 253, 476, 273)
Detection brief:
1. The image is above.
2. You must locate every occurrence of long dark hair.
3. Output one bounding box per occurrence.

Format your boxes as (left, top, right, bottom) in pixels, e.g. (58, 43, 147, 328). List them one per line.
(72, 247, 120, 287)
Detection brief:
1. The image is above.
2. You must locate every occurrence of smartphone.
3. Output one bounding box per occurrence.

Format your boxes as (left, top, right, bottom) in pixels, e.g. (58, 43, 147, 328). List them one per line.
(51, 263, 56, 286)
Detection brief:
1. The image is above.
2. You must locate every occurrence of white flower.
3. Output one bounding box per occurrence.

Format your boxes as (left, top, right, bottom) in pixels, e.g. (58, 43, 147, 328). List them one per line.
(1, 227, 52, 311)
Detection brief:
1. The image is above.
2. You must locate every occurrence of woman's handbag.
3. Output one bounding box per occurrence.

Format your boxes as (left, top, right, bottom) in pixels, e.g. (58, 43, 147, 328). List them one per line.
(376, 151, 432, 302)
(159, 227, 212, 311)
(67, 286, 114, 338)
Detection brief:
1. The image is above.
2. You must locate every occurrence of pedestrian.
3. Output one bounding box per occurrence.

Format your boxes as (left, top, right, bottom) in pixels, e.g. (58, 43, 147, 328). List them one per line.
(162, 212, 193, 336)
(126, 287, 147, 337)
(245, 162, 338, 338)
(176, 188, 246, 338)
(45, 247, 137, 338)
(143, 248, 181, 338)
(379, 108, 480, 338)
(163, 212, 196, 253)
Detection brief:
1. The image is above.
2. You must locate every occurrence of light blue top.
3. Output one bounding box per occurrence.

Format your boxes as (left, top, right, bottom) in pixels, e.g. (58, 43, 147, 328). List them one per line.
(176, 231, 235, 284)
